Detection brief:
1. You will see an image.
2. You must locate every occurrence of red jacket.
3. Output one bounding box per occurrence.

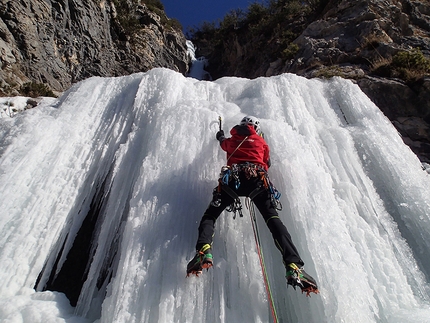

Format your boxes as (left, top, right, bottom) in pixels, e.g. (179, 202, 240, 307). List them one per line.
(220, 125, 270, 170)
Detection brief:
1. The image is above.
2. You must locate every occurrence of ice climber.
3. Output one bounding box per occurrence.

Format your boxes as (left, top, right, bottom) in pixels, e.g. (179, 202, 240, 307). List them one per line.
(186, 115, 319, 295)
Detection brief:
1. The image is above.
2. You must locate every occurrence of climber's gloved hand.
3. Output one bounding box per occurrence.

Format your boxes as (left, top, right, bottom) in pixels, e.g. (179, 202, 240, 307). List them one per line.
(216, 130, 225, 142)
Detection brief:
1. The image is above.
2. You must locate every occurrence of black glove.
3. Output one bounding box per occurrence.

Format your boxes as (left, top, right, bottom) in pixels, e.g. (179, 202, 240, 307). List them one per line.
(216, 130, 225, 142)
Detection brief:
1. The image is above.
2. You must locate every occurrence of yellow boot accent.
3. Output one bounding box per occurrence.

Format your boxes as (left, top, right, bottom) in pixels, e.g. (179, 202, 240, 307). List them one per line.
(200, 244, 211, 253)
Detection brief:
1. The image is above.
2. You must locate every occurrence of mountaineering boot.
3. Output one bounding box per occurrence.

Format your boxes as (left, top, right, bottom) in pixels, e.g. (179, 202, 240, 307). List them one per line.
(286, 263, 319, 296)
(186, 244, 213, 277)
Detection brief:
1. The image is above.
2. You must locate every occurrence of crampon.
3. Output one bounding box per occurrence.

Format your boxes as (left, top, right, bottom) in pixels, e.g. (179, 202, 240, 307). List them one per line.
(186, 260, 213, 277)
(186, 244, 213, 277)
(286, 263, 319, 297)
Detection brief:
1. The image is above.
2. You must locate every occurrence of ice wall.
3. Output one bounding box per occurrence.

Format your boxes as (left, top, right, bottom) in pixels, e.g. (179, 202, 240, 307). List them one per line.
(0, 69, 429, 323)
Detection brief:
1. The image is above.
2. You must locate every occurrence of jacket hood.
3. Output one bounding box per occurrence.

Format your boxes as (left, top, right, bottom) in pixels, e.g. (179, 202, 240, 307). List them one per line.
(231, 124, 256, 136)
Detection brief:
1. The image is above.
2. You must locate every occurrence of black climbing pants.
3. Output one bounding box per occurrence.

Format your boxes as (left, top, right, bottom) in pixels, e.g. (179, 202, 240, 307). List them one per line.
(196, 172, 304, 267)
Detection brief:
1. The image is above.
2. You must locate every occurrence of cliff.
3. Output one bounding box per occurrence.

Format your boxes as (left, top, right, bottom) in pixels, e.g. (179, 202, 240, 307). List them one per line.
(0, 0, 189, 94)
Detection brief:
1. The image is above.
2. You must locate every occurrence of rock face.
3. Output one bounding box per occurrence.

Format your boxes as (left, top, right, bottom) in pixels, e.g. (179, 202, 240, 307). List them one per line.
(0, 0, 189, 94)
(290, 0, 430, 73)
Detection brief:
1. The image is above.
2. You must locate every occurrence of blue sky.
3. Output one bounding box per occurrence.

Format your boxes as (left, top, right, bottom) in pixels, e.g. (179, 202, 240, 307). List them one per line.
(162, 0, 261, 31)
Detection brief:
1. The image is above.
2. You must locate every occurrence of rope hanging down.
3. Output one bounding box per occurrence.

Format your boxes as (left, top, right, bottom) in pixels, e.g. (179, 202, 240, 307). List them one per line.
(246, 198, 279, 323)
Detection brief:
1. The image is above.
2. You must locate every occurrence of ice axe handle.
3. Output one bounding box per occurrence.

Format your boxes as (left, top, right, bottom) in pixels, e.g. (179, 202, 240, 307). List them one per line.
(218, 116, 222, 131)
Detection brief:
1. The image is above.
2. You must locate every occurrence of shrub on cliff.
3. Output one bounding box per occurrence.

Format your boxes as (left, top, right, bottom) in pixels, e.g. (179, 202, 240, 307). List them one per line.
(20, 82, 56, 98)
(112, 0, 181, 35)
(372, 49, 430, 82)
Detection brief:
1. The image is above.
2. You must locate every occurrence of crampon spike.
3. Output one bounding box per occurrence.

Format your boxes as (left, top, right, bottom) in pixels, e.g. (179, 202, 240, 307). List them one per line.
(301, 286, 320, 297)
(186, 270, 202, 278)
(186, 262, 212, 278)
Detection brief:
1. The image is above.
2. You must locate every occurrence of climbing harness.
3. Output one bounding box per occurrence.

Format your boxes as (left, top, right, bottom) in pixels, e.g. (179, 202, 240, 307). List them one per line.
(247, 198, 279, 323)
(211, 162, 283, 219)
